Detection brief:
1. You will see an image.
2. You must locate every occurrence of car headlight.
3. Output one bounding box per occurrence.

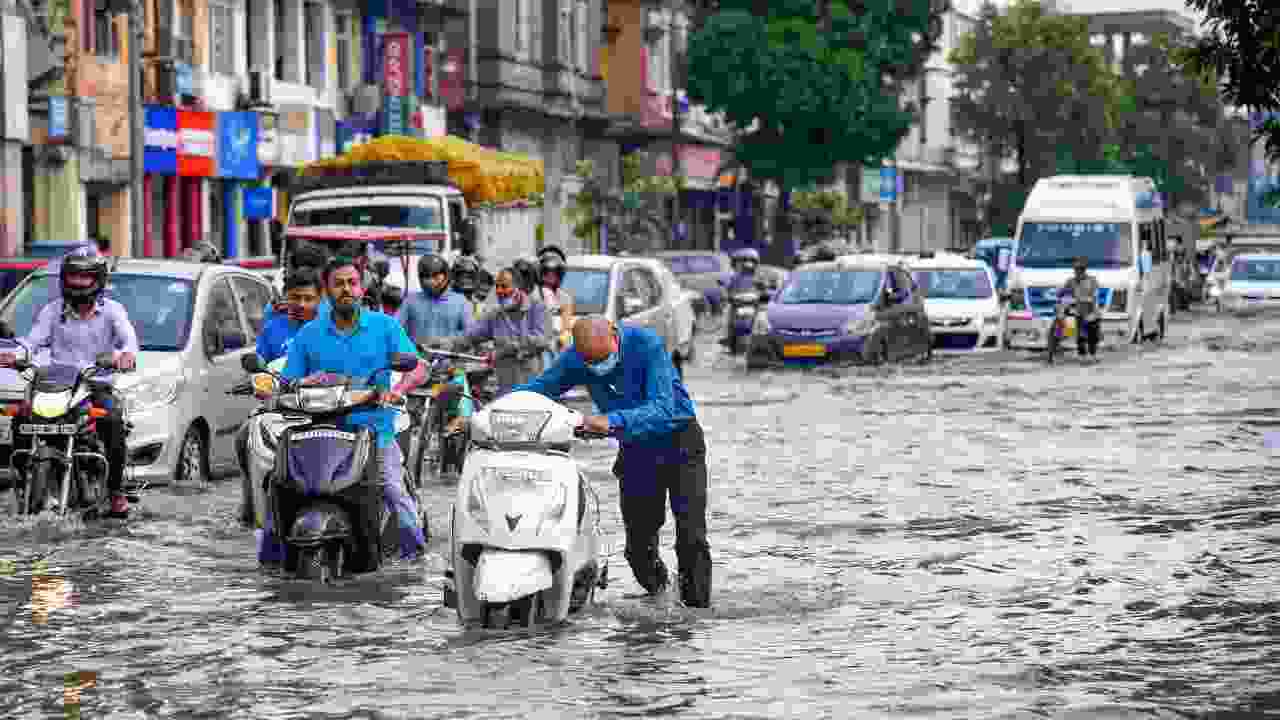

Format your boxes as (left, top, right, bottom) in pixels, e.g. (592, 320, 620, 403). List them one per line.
(844, 317, 877, 335)
(752, 311, 771, 335)
(121, 375, 184, 415)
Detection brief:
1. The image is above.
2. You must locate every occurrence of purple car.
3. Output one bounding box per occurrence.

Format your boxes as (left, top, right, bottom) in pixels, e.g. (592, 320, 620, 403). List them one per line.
(746, 257, 932, 367)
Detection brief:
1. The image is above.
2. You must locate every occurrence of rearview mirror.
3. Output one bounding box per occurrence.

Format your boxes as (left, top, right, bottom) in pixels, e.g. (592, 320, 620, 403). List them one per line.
(621, 295, 645, 317)
(94, 352, 116, 369)
(389, 352, 419, 373)
(241, 353, 264, 374)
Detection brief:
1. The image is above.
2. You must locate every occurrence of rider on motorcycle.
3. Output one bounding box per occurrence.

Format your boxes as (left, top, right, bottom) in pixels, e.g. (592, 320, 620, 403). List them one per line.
(720, 247, 761, 293)
(398, 254, 471, 345)
(538, 247, 576, 359)
(1061, 256, 1102, 359)
(0, 250, 138, 517)
(449, 266, 550, 396)
(450, 255, 485, 321)
(269, 255, 430, 558)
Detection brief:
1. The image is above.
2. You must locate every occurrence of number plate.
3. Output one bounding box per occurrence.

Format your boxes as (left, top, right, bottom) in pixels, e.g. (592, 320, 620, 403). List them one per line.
(735, 306, 755, 317)
(0, 416, 11, 445)
(782, 343, 826, 358)
(19, 423, 77, 435)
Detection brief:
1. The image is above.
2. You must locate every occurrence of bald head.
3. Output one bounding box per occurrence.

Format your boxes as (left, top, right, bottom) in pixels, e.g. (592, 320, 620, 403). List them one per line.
(573, 316, 617, 364)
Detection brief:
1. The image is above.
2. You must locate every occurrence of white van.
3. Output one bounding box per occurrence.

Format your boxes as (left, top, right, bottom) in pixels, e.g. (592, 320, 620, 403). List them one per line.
(1005, 175, 1172, 350)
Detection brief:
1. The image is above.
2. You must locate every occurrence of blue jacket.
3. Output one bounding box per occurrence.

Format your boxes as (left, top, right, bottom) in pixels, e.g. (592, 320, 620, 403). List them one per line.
(256, 313, 303, 363)
(398, 290, 470, 344)
(515, 325, 696, 447)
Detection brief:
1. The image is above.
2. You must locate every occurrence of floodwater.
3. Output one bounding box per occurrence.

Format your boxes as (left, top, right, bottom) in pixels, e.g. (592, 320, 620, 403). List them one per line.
(1, 309, 1276, 719)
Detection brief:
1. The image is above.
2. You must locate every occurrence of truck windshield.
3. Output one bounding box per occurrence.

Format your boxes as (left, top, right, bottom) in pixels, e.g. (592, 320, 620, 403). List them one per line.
(1017, 222, 1134, 269)
(291, 200, 445, 231)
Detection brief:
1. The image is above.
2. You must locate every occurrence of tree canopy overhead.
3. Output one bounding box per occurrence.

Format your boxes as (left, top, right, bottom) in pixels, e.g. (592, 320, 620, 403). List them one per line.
(685, 0, 946, 190)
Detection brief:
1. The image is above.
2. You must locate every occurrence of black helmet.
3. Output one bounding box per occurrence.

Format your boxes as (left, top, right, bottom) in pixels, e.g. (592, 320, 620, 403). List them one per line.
(381, 284, 404, 310)
(61, 251, 109, 306)
(418, 254, 450, 295)
(539, 252, 566, 278)
(538, 245, 567, 265)
(452, 256, 480, 293)
(512, 258, 538, 293)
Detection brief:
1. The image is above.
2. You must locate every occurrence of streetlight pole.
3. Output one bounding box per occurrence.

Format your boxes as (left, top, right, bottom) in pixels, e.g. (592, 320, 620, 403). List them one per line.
(126, 0, 145, 256)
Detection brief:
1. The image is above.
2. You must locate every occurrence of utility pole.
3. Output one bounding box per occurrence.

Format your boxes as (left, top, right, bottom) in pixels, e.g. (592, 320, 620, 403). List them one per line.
(668, 0, 682, 249)
(126, 0, 144, 256)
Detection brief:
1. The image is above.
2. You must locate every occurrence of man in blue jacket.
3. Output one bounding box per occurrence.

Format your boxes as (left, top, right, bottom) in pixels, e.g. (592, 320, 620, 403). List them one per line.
(515, 316, 711, 608)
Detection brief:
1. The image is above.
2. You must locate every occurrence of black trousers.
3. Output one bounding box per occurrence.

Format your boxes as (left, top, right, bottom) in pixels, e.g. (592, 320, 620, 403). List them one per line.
(90, 386, 127, 494)
(1078, 319, 1101, 357)
(612, 421, 711, 607)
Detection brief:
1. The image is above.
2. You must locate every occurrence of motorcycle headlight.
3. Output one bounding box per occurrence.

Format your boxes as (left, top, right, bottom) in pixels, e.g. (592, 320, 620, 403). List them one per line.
(121, 375, 184, 415)
(297, 386, 345, 413)
(844, 317, 877, 336)
(487, 410, 551, 444)
(752, 310, 771, 335)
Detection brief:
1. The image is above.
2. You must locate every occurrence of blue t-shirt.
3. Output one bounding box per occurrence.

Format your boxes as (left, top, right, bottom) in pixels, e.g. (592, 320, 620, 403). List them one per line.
(256, 314, 303, 363)
(281, 307, 417, 447)
(397, 290, 470, 343)
(515, 325, 696, 448)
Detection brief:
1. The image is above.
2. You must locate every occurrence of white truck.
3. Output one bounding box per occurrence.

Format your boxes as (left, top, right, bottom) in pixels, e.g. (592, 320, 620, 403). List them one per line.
(282, 161, 542, 292)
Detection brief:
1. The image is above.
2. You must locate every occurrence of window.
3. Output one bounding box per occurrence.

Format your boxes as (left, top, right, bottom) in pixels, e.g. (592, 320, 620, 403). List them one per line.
(575, 0, 589, 71)
(513, 0, 541, 61)
(273, 0, 287, 80)
(335, 12, 353, 90)
(304, 2, 325, 88)
(209, 0, 236, 75)
(622, 268, 659, 312)
(207, 279, 247, 356)
(645, 14, 669, 92)
(93, 0, 119, 58)
(230, 276, 273, 337)
(559, 0, 572, 65)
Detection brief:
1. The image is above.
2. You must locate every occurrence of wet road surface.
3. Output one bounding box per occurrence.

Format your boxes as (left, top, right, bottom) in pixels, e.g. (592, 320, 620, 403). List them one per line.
(1, 307, 1277, 718)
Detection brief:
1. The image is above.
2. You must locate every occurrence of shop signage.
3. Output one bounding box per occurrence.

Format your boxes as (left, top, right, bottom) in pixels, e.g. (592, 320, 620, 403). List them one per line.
(47, 96, 69, 144)
(384, 32, 411, 97)
(243, 186, 273, 220)
(216, 112, 260, 179)
(143, 105, 178, 174)
(177, 111, 216, 177)
(655, 146, 722, 179)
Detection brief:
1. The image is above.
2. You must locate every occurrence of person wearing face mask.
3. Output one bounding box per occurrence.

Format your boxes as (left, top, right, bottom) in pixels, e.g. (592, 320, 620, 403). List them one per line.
(448, 267, 550, 396)
(514, 316, 710, 608)
(398, 254, 471, 349)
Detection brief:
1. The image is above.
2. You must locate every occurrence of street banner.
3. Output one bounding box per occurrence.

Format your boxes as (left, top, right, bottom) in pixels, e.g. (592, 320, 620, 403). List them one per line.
(216, 111, 260, 180)
(177, 110, 215, 177)
(144, 106, 178, 175)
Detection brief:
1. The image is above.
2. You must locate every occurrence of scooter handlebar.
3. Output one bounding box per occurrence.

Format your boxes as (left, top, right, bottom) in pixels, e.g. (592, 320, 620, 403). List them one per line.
(573, 427, 613, 440)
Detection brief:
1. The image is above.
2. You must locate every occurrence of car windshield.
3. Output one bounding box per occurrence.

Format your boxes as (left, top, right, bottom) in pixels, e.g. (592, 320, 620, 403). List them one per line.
(913, 269, 994, 299)
(663, 255, 723, 274)
(1017, 222, 1134, 269)
(561, 268, 611, 315)
(0, 274, 196, 352)
(1231, 258, 1280, 281)
(291, 200, 445, 231)
(777, 269, 881, 305)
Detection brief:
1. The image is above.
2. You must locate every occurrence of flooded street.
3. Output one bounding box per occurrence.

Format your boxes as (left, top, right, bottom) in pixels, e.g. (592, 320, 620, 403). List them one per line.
(1, 309, 1277, 719)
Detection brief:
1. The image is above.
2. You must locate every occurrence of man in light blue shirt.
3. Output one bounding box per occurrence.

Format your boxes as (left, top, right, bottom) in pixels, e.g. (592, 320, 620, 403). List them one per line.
(398, 254, 470, 349)
(266, 256, 430, 561)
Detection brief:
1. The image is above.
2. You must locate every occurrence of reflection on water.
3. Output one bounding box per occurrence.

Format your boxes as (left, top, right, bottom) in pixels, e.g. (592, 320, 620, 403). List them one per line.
(0, 313, 1277, 718)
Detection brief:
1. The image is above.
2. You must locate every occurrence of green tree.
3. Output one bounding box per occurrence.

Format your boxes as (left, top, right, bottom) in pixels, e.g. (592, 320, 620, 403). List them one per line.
(948, 0, 1120, 230)
(685, 0, 945, 191)
(1181, 0, 1280, 164)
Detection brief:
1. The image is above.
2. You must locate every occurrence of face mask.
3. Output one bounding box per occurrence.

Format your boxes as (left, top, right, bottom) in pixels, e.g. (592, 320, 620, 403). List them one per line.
(587, 351, 619, 376)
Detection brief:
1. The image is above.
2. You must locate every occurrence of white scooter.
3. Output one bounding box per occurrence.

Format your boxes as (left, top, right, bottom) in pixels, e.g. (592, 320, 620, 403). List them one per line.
(443, 390, 609, 628)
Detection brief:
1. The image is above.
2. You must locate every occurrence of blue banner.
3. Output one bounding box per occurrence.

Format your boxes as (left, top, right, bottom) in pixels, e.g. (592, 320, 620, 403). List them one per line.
(243, 186, 273, 220)
(216, 112, 260, 180)
(48, 96, 68, 142)
(383, 96, 405, 136)
(143, 105, 178, 175)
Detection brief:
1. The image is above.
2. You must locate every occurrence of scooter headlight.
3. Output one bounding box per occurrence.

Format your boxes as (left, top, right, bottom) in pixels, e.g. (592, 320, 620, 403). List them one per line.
(297, 386, 345, 413)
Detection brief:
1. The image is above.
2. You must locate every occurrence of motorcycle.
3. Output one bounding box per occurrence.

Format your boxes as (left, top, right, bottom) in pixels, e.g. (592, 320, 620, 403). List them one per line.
(405, 346, 492, 488)
(241, 351, 422, 582)
(723, 284, 773, 355)
(0, 339, 132, 518)
(443, 390, 610, 629)
(1046, 290, 1077, 365)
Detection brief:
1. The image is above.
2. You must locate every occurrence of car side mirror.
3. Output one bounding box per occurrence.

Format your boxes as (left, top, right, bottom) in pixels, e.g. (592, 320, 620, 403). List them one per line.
(621, 295, 645, 317)
(389, 352, 419, 373)
(241, 353, 264, 373)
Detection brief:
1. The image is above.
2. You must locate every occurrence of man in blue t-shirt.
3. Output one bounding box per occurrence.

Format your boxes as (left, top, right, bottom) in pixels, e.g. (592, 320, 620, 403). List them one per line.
(263, 255, 430, 562)
(515, 316, 711, 608)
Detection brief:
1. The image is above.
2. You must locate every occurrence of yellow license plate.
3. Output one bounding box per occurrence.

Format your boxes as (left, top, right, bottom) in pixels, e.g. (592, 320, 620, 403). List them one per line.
(1062, 318, 1077, 337)
(431, 383, 448, 396)
(783, 343, 826, 358)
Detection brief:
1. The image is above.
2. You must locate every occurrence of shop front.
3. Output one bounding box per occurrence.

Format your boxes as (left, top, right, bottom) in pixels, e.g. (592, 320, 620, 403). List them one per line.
(141, 106, 216, 257)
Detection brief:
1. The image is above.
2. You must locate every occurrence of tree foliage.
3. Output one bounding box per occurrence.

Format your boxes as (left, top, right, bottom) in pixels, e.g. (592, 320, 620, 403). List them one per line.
(685, 0, 945, 190)
(1181, 0, 1280, 163)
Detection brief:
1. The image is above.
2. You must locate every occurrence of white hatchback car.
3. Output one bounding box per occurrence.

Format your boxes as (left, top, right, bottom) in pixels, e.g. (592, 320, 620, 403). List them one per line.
(907, 252, 1005, 352)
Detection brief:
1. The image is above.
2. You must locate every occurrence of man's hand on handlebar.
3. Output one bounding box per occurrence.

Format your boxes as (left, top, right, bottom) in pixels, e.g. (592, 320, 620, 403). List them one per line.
(383, 389, 406, 406)
(115, 351, 137, 372)
(580, 414, 611, 435)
